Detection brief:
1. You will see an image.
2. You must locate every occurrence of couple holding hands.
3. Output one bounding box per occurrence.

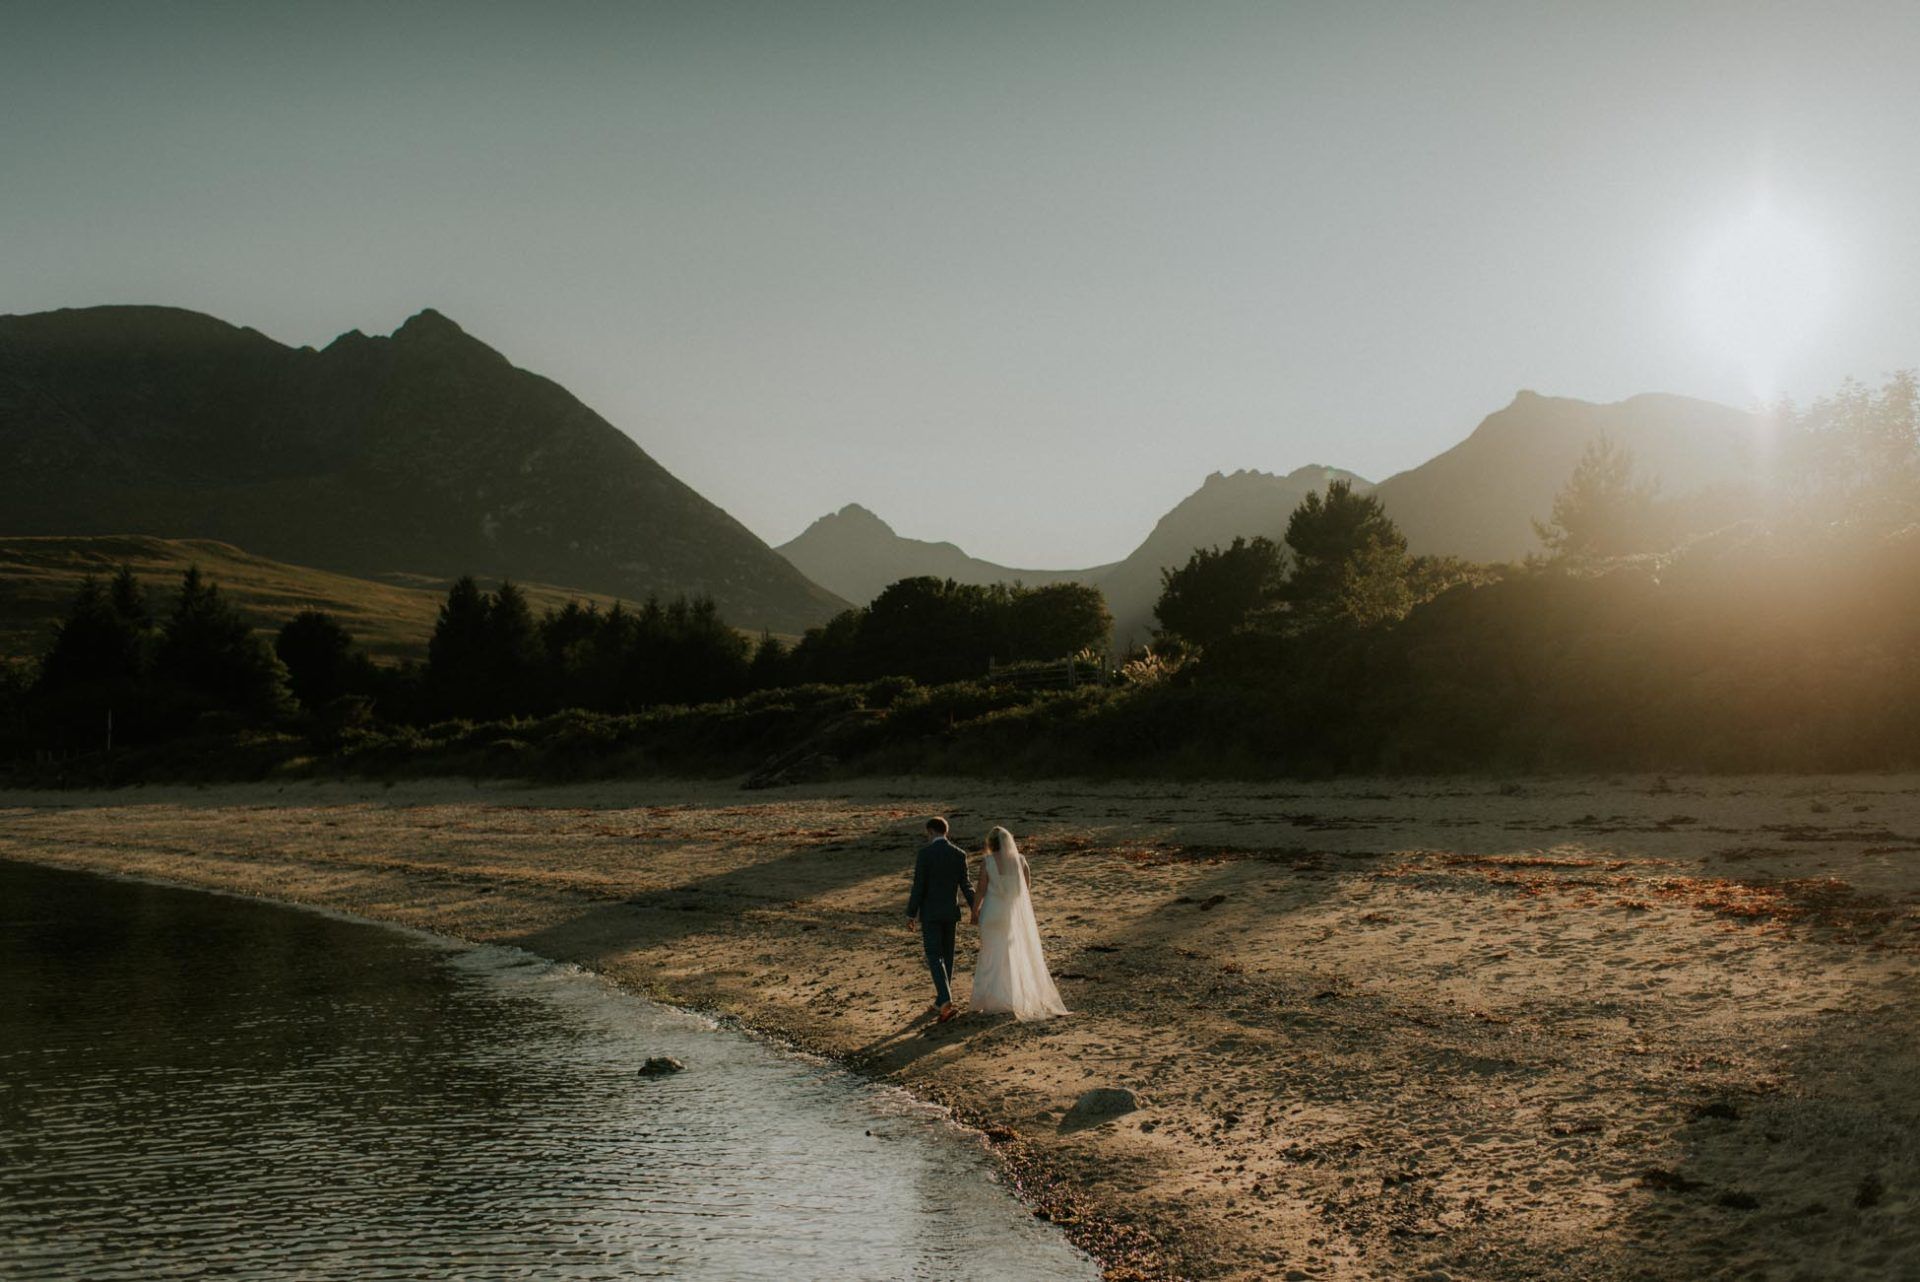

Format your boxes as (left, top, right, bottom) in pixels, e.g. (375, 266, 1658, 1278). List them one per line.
(906, 817, 1068, 1025)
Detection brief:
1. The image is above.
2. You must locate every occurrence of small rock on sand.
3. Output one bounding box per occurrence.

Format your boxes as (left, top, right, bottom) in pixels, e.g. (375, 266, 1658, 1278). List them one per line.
(1065, 1087, 1137, 1126)
(637, 1056, 686, 1076)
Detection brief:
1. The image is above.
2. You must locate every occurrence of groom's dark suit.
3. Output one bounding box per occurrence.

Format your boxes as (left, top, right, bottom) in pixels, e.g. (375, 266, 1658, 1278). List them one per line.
(906, 836, 976, 1008)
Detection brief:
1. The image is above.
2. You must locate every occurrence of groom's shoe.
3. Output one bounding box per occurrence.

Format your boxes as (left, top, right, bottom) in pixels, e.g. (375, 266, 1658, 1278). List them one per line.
(936, 1003, 958, 1023)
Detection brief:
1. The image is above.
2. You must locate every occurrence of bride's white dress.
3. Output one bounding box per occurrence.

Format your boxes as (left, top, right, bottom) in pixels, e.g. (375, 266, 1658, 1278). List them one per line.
(971, 842, 1068, 1021)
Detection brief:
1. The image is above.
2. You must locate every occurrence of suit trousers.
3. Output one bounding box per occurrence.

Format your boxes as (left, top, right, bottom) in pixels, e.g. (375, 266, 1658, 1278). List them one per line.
(920, 918, 957, 1006)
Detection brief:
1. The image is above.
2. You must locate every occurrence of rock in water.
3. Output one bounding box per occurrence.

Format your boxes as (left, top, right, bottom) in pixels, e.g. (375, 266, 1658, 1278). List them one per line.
(1064, 1087, 1137, 1127)
(637, 1056, 686, 1077)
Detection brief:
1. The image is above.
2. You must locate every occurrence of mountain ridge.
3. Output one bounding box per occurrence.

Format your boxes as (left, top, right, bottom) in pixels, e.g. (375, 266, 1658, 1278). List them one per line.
(779, 393, 1767, 643)
(2, 304, 1771, 644)
(780, 463, 1375, 644)
(0, 304, 847, 632)
(1372, 389, 1765, 562)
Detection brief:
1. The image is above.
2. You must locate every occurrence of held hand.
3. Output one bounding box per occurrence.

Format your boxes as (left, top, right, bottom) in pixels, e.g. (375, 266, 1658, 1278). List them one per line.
(907, 917, 918, 932)
(969, 910, 979, 925)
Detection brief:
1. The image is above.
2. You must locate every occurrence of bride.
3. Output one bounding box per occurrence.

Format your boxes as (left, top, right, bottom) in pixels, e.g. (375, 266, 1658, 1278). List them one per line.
(969, 827, 1069, 1021)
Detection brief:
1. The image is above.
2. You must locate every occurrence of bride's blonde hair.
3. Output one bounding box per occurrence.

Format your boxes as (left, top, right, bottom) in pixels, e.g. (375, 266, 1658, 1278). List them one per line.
(988, 826, 1013, 853)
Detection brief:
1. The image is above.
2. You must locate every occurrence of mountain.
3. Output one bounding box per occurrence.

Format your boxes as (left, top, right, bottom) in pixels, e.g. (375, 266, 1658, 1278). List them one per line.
(780, 465, 1369, 645)
(1373, 390, 1766, 562)
(775, 503, 1115, 605)
(779, 391, 1769, 648)
(1090, 465, 1371, 644)
(0, 305, 846, 632)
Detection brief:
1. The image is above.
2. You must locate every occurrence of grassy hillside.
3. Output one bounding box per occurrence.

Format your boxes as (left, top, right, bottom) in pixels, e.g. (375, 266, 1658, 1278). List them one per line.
(0, 535, 631, 665)
(0, 305, 848, 632)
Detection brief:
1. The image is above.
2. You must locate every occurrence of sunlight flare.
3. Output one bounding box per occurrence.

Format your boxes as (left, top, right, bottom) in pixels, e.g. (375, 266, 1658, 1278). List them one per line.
(1687, 201, 1836, 397)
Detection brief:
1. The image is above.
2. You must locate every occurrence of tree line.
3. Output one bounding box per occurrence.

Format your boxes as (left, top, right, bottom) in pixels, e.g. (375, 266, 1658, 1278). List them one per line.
(6, 568, 1113, 752)
(24, 566, 293, 750)
(779, 578, 1112, 686)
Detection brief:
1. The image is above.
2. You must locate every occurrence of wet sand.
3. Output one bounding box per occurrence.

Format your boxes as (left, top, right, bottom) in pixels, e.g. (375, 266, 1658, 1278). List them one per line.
(2, 775, 1916, 1280)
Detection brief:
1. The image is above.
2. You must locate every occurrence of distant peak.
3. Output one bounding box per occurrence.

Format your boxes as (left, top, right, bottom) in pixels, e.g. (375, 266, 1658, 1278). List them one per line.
(393, 308, 466, 340)
(1194, 465, 1371, 491)
(1200, 468, 1277, 487)
(382, 308, 511, 368)
(1285, 463, 1366, 483)
(792, 502, 898, 542)
(830, 503, 897, 531)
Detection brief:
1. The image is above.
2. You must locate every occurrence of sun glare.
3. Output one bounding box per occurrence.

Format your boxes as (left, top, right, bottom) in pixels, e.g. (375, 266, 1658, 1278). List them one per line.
(1687, 202, 1835, 398)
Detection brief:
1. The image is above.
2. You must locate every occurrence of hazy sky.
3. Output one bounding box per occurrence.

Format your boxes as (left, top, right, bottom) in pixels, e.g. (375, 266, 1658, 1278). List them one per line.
(6, 2, 1919, 566)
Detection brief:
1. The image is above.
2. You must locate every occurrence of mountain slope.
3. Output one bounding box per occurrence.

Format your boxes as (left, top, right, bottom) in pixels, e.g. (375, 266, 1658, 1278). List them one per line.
(1092, 465, 1371, 644)
(781, 465, 1370, 645)
(0, 306, 846, 631)
(775, 503, 1114, 605)
(1373, 390, 1766, 562)
(778, 389, 1769, 647)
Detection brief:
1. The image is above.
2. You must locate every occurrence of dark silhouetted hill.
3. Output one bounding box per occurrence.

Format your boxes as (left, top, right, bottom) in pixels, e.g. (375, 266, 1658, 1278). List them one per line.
(776, 503, 1113, 606)
(781, 466, 1369, 645)
(780, 391, 1769, 647)
(0, 305, 846, 632)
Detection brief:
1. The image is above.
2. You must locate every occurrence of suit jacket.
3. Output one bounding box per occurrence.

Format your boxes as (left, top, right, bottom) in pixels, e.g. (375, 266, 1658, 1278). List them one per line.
(906, 837, 977, 923)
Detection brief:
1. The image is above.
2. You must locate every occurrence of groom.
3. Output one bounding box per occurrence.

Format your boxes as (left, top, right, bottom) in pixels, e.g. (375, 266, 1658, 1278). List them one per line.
(906, 816, 976, 1024)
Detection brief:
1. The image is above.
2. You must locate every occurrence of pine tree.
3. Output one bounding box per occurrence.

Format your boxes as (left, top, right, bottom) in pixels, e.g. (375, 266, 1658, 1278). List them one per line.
(486, 580, 543, 712)
(540, 599, 602, 712)
(153, 566, 294, 721)
(108, 565, 152, 629)
(426, 576, 492, 717)
(32, 572, 158, 748)
(1532, 435, 1658, 559)
(748, 633, 790, 690)
(275, 611, 358, 710)
(37, 576, 150, 696)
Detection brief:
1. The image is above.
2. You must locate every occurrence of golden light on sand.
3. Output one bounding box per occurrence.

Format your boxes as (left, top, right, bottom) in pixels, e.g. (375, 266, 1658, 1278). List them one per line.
(1687, 201, 1835, 398)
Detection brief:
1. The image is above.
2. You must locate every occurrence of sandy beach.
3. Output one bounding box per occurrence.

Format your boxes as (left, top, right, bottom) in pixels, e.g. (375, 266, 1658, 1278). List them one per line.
(2, 774, 1916, 1281)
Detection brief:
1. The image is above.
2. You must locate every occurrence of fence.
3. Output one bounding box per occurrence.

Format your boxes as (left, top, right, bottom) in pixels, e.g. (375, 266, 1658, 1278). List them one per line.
(982, 655, 1111, 691)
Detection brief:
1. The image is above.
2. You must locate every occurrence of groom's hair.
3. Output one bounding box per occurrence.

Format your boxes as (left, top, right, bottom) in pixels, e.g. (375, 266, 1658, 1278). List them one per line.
(925, 817, 948, 836)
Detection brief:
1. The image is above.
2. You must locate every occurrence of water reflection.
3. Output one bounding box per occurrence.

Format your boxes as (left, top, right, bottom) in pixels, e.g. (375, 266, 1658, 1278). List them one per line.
(0, 861, 1096, 1281)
